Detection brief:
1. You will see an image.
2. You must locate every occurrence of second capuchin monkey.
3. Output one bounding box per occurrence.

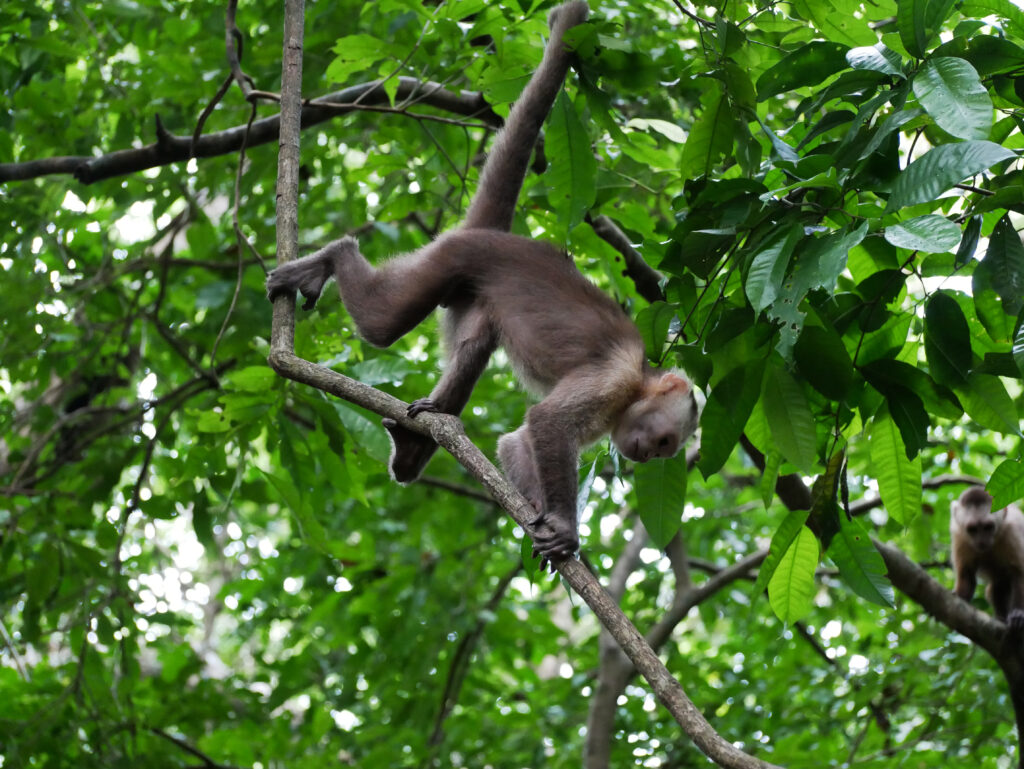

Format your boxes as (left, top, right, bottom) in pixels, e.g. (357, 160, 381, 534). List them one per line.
(950, 486, 1024, 632)
(267, 1, 700, 563)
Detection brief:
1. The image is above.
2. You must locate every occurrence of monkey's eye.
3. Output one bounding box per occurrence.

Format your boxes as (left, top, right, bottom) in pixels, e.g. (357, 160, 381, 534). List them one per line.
(658, 436, 671, 448)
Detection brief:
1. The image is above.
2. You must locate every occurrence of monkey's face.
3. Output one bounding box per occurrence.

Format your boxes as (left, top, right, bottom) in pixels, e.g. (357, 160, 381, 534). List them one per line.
(611, 386, 697, 463)
(954, 503, 1004, 551)
(965, 514, 1000, 551)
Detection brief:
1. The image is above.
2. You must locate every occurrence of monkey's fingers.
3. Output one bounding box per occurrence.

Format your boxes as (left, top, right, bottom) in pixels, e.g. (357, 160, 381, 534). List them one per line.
(407, 398, 439, 418)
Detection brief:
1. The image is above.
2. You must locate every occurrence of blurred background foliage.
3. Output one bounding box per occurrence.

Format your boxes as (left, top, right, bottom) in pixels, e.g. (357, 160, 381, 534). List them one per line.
(2, 0, 1024, 766)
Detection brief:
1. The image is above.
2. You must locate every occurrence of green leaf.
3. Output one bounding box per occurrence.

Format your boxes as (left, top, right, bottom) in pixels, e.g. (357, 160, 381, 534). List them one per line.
(884, 215, 962, 252)
(885, 390, 930, 459)
(680, 81, 734, 179)
(887, 140, 1016, 211)
(768, 527, 820, 623)
(897, 0, 957, 58)
(635, 450, 688, 548)
(795, 325, 855, 400)
(958, 372, 1021, 434)
(988, 459, 1024, 510)
(762, 363, 817, 473)
(827, 515, 895, 607)
(869, 413, 922, 525)
(792, 0, 880, 46)
(544, 91, 597, 235)
(745, 223, 800, 313)
(697, 359, 766, 477)
(975, 214, 1024, 318)
(961, 0, 1024, 39)
(756, 42, 851, 101)
(955, 215, 982, 268)
(912, 57, 992, 140)
(327, 34, 390, 82)
(635, 302, 677, 360)
(754, 508, 811, 599)
(924, 290, 972, 385)
(847, 44, 905, 78)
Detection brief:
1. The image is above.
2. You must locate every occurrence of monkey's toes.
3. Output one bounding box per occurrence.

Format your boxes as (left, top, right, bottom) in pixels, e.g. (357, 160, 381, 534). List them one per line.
(1008, 609, 1024, 633)
(407, 398, 439, 418)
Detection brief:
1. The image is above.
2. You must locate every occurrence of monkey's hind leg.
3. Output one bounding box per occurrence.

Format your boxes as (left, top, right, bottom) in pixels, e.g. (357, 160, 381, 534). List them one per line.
(266, 237, 352, 310)
(384, 302, 497, 483)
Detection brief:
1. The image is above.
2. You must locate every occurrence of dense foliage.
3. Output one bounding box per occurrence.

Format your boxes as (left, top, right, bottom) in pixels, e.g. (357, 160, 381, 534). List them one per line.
(2, 0, 1024, 766)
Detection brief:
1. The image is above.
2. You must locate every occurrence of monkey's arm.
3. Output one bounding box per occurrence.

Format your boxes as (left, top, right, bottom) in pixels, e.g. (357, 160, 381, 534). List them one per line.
(953, 561, 978, 602)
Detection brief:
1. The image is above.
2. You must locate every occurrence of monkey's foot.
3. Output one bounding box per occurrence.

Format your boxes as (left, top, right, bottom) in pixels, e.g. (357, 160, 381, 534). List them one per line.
(529, 512, 579, 572)
(382, 417, 439, 484)
(407, 398, 439, 418)
(1007, 609, 1024, 634)
(266, 254, 332, 310)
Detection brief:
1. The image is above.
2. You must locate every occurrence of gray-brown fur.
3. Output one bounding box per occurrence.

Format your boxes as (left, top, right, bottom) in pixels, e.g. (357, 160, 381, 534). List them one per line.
(951, 486, 1024, 632)
(267, 2, 701, 564)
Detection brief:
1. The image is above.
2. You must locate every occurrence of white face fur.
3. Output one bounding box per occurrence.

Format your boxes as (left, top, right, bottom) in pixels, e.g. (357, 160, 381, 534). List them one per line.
(612, 380, 700, 463)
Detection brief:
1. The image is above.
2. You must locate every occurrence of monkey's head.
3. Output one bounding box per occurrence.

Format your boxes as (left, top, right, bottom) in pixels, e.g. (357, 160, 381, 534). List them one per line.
(611, 370, 700, 463)
(952, 486, 1005, 551)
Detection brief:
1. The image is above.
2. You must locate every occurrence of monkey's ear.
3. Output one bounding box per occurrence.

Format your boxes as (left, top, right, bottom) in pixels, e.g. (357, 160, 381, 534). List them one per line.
(654, 371, 691, 396)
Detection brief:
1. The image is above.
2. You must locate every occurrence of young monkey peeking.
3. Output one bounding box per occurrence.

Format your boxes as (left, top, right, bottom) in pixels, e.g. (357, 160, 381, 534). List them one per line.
(950, 486, 1024, 633)
(267, 1, 700, 565)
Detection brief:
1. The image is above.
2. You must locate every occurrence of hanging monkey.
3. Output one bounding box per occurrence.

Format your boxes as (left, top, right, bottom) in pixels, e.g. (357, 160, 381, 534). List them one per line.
(267, 1, 700, 563)
(950, 486, 1024, 632)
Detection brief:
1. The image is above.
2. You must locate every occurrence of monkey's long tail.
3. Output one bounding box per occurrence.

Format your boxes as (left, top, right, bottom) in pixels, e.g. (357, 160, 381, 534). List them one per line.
(461, 0, 589, 232)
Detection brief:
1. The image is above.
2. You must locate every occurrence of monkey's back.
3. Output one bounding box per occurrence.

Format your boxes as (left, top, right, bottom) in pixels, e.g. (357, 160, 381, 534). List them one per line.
(442, 228, 646, 396)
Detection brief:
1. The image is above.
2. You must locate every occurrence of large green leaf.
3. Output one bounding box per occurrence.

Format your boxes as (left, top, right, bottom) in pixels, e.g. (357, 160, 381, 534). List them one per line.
(756, 42, 851, 101)
(635, 450, 688, 548)
(869, 412, 922, 525)
(887, 140, 1016, 211)
(884, 215, 962, 252)
(974, 214, 1024, 318)
(988, 459, 1024, 510)
(697, 359, 767, 477)
(754, 508, 811, 599)
(762, 363, 818, 473)
(958, 372, 1021, 433)
(897, 0, 957, 58)
(924, 290, 972, 385)
(912, 57, 992, 140)
(847, 44, 905, 78)
(794, 325, 855, 400)
(680, 81, 734, 179)
(827, 515, 895, 607)
(745, 223, 800, 313)
(768, 527, 820, 623)
(961, 0, 1024, 39)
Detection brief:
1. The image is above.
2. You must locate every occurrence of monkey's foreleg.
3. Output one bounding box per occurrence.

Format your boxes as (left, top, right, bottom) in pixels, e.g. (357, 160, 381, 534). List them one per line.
(497, 427, 543, 513)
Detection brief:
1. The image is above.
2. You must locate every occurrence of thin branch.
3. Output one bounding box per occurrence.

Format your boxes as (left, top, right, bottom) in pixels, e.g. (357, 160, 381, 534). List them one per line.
(588, 214, 666, 304)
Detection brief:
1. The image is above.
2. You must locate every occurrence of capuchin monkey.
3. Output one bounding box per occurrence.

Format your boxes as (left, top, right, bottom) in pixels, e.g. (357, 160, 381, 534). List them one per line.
(950, 486, 1024, 632)
(267, 1, 700, 563)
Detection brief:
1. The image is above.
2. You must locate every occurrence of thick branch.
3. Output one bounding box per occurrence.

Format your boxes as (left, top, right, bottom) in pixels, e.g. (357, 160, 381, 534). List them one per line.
(0, 78, 499, 185)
